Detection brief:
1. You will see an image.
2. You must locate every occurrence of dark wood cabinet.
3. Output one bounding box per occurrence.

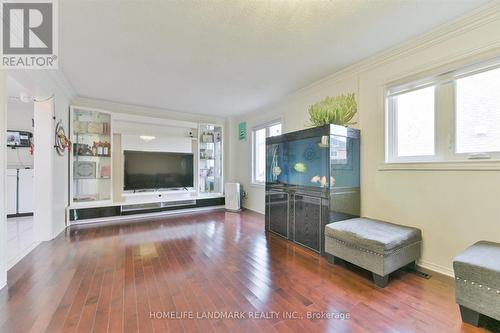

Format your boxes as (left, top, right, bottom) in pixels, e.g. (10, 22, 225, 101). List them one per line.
(293, 194, 322, 252)
(267, 191, 289, 238)
(266, 190, 328, 253)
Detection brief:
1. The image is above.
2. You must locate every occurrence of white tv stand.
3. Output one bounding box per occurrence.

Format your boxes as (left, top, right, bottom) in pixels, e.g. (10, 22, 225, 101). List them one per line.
(122, 188, 196, 203)
(68, 192, 225, 224)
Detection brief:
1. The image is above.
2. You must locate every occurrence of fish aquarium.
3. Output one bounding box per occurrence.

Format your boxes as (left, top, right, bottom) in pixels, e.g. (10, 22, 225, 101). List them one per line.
(267, 136, 329, 188)
(266, 125, 359, 191)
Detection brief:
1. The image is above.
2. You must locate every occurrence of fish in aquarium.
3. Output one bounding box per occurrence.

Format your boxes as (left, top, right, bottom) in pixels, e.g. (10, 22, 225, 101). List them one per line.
(311, 175, 320, 183)
(272, 166, 282, 176)
(294, 162, 307, 173)
(320, 176, 327, 187)
(310, 175, 336, 188)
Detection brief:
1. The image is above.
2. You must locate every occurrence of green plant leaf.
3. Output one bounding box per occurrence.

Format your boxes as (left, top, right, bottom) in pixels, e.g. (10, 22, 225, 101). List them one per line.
(307, 93, 357, 127)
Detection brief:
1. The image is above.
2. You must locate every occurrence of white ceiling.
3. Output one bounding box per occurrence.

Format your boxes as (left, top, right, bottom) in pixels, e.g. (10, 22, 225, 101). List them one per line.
(7, 76, 30, 98)
(60, 0, 492, 117)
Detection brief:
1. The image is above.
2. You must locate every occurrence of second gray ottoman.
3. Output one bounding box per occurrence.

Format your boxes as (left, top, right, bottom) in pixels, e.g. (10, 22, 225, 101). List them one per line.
(453, 241, 500, 326)
(325, 217, 422, 287)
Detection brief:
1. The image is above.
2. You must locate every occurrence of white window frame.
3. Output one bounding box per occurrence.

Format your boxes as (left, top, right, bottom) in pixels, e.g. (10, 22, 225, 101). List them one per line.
(386, 85, 438, 163)
(385, 56, 500, 167)
(252, 120, 282, 185)
(452, 66, 500, 160)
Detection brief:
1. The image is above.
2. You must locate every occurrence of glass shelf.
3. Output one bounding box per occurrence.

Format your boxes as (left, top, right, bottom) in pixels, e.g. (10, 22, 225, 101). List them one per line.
(74, 155, 111, 158)
(198, 124, 223, 194)
(70, 106, 112, 205)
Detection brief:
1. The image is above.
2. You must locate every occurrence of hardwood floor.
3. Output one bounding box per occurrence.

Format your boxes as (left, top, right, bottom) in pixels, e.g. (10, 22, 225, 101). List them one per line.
(0, 210, 492, 332)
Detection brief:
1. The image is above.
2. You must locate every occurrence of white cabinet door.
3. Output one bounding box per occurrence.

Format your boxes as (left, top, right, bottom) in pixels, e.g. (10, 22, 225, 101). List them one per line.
(18, 169, 34, 214)
(6, 169, 18, 215)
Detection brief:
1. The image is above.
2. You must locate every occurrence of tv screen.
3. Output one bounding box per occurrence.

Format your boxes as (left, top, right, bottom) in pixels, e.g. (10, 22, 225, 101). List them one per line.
(7, 130, 32, 147)
(124, 151, 194, 190)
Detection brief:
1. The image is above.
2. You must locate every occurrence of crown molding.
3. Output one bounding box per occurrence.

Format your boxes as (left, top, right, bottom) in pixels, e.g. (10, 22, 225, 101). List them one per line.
(7, 68, 76, 102)
(72, 97, 225, 124)
(46, 69, 77, 100)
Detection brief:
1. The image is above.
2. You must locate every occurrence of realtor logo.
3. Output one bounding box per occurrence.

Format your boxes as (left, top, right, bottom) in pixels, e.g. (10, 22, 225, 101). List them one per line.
(1, 0, 58, 69)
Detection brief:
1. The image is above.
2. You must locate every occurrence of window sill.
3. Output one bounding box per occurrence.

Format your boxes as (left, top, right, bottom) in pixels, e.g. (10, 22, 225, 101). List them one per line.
(379, 160, 500, 171)
(250, 182, 265, 188)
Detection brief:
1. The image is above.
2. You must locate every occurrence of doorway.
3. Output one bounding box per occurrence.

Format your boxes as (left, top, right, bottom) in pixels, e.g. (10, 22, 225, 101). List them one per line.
(5, 76, 36, 269)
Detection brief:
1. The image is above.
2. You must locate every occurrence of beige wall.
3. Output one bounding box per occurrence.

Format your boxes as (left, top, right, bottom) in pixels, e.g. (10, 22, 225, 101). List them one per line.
(228, 5, 500, 275)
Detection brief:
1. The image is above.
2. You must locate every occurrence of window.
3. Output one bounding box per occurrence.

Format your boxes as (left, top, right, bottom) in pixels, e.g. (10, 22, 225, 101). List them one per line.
(386, 58, 500, 164)
(395, 87, 435, 158)
(387, 86, 436, 162)
(455, 67, 500, 154)
(252, 121, 282, 184)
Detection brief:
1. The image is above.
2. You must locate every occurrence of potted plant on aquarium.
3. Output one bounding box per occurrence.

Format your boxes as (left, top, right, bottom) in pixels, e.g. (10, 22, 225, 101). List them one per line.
(307, 93, 357, 127)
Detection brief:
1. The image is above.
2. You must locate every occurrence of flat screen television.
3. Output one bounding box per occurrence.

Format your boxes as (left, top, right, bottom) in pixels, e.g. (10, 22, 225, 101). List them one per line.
(7, 130, 32, 147)
(124, 150, 194, 190)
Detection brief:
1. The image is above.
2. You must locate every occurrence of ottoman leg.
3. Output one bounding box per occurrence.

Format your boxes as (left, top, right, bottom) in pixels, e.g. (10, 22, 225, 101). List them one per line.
(459, 305, 480, 327)
(373, 273, 389, 288)
(325, 253, 345, 266)
(406, 261, 417, 270)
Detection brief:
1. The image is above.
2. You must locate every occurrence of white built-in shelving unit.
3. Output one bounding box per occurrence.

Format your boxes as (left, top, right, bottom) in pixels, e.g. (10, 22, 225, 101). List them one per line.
(69, 106, 113, 207)
(67, 106, 225, 223)
(198, 124, 223, 195)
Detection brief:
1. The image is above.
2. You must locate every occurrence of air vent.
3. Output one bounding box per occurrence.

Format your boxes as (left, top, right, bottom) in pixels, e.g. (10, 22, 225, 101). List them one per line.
(121, 202, 162, 212)
(161, 200, 196, 208)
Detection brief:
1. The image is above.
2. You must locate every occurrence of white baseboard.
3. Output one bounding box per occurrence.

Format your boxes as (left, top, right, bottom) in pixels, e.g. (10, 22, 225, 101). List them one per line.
(418, 259, 454, 277)
(7, 241, 41, 270)
(241, 207, 264, 215)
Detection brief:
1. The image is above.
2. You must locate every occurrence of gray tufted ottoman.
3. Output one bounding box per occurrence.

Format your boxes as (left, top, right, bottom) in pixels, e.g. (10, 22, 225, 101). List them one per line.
(453, 241, 500, 326)
(325, 218, 422, 287)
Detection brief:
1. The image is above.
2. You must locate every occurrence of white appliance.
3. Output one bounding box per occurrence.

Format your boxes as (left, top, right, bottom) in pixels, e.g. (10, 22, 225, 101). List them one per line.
(224, 183, 241, 212)
(6, 168, 34, 216)
(18, 169, 34, 214)
(6, 169, 17, 215)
